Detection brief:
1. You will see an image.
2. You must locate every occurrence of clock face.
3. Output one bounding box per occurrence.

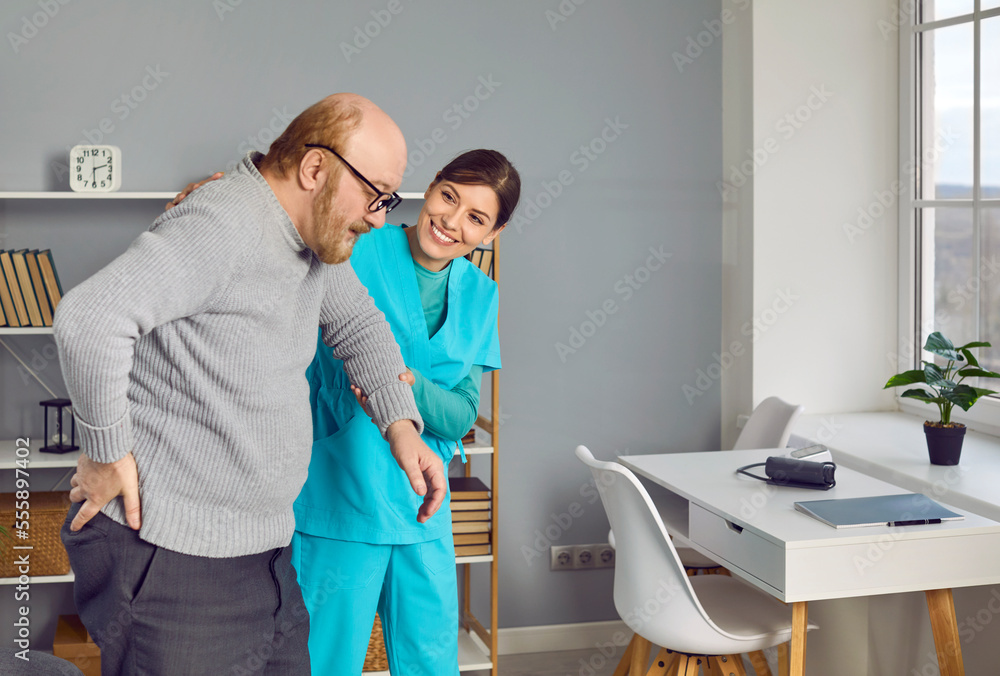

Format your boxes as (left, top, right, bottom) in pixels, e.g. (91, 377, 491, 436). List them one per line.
(69, 145, 121, 192)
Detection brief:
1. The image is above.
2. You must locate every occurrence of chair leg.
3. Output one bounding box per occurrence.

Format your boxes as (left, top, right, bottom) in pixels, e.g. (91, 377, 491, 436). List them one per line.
(705, 655, 747, 676)
(682, 656, 705, 676)
(644, 648, 674, 676)
(777, 643, 789, 676)
(611, 635, 637, 676)
(630, 634, 652, 675)
(719, 655, 748, 676)
(668, 654, 692, 676)
(746, 650, 772, 676)
(704, 656, 724, 676)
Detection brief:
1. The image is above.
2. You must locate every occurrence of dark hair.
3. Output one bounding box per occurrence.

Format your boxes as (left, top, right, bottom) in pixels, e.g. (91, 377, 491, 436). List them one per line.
(259, 96, 363, 178)
(434, 149, 520, 228)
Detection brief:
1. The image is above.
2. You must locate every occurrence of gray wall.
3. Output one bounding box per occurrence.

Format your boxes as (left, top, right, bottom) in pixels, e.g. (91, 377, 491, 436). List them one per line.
(0, 0, 722, 633)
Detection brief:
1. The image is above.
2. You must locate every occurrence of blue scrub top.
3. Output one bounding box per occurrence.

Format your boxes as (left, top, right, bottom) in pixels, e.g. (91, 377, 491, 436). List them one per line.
(294, 224, 500, 544)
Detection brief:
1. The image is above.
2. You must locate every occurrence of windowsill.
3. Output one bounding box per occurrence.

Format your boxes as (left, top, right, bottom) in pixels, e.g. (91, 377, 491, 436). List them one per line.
(790, 411, 1000, 522)
(896, 395, 1000, 439)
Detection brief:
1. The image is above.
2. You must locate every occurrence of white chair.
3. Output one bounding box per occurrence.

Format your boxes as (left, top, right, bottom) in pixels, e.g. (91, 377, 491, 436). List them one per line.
(577, 445, 817, 676)
(676, 396, 804, 571)
(607, 397, 805, 671)
(731, 396, 804, 451)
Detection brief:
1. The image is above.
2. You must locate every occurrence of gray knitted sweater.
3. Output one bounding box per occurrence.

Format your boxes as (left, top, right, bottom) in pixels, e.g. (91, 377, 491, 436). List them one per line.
(53, 153, 422, 558)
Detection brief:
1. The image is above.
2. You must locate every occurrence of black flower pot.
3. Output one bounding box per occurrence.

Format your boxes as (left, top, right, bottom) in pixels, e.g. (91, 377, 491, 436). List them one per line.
(923, 422, 966, 465)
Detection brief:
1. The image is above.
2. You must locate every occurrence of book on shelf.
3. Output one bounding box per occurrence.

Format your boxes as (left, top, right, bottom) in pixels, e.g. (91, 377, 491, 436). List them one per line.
(449, 476, 490, 500)
(453, 532, 490, 545)
(451, 500, 490, 511)
(0, 251, 29, 326)
(36, 249, 64, 313)
(24, 251, 52, 326)
(0, 262, 15, 327)
(452, 520, 491, 534)
(451, 510, 490, 522)
(461, 428, 477, 445)
(467, 248, 494, 277)
(11, 250, 44, 327)
(454, 544, 491, 557)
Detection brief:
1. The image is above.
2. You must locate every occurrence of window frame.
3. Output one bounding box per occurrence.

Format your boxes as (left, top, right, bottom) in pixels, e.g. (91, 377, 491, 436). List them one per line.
(897, 1, 1000, 436)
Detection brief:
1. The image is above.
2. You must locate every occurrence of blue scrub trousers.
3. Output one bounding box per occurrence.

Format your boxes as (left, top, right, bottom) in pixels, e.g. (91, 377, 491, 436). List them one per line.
(291, 530, 460, 676)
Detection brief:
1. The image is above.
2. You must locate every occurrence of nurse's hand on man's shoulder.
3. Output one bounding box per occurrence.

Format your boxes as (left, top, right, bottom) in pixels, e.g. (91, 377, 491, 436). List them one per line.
(165, 172, 224, 211)
(385, 420, 447, 523)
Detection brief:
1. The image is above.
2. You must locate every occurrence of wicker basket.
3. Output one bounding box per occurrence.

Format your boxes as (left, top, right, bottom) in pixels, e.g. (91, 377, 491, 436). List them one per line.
(363, 613, 388, 672)
(0, 491, 72, 577)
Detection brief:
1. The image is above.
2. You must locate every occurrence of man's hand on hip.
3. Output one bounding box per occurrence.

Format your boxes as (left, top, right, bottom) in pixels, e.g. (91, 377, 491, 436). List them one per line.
(68, 452, 141, 531)
(385, 420, 446, 523)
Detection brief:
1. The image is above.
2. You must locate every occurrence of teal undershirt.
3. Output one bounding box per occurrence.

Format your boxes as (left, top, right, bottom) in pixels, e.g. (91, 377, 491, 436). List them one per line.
(409, 261, 483, 442)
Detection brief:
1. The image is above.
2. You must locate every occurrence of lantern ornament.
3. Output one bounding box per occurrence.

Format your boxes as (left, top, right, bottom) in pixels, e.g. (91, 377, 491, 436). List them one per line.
(40, 398, 78, 454)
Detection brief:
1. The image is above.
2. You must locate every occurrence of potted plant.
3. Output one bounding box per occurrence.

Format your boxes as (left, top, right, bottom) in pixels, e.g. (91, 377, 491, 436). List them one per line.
(884, 332, 1000, 465)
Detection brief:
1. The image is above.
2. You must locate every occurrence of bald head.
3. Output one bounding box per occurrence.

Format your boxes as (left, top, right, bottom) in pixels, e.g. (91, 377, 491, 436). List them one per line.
(258, 93, 408, 263)
(259, 93, 404, 182)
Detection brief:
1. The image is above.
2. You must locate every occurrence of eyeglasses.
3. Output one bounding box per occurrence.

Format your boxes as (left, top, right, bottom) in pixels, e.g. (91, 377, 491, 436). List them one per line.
(304, 143, 402, 213)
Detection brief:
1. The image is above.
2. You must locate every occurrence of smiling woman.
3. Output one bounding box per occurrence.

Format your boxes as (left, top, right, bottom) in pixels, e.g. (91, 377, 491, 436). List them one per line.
(292, 148, 520, 676)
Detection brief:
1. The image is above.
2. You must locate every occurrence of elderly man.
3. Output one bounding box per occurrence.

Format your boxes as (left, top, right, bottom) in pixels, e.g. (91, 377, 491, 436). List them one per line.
(54, 93, 445, 675)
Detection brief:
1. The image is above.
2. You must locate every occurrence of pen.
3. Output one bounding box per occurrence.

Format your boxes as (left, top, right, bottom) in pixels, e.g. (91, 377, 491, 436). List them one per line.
(889, 518, 943, 527)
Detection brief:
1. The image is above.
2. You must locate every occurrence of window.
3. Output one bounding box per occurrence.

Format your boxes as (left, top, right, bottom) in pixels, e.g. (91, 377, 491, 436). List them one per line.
(900, 1, 1000, 426)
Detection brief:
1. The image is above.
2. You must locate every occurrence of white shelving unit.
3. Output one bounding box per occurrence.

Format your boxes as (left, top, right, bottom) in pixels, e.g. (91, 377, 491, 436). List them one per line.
(0, 192, 176, 200)
(0, 327, 54, 335)
(0, 438, 81, 471)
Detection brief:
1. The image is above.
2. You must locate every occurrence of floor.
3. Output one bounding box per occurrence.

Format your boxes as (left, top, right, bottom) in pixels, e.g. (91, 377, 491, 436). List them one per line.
(466, 648, 626, 676)
(464, 647, 775, 675)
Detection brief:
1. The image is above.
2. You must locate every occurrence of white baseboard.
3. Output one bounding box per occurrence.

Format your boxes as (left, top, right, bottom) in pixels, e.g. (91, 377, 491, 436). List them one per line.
(497, 619, 631, 655)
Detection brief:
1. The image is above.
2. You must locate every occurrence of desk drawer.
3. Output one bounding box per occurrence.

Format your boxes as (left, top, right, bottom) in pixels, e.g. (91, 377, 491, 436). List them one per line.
(689, 503, 785, 591)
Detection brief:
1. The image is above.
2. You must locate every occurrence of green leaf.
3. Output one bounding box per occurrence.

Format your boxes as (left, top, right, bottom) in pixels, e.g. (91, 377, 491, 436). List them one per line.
(973, 387, 999, 398)
(957, 340, 991, 349)
(925, 332, 961, 360)
(957, 368, 1000, 380)
(924, 363, 948, 387)
(943, 384, 980, 411)
(960, 348, 980, 368)
(899, 388, 945, 404)
(885, 370, 927, 388)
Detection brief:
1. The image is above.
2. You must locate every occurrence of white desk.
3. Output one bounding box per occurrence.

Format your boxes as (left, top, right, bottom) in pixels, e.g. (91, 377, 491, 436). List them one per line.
(618, 448, 1000, 676)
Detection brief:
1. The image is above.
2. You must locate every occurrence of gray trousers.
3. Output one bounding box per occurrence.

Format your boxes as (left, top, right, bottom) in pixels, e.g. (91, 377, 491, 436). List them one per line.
(60, 504, 310, 676)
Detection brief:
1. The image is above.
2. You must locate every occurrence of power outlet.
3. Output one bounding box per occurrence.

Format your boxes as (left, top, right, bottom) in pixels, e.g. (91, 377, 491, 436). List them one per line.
(574, 545, 596, 569)
(551, 543, 616, 570)
(550, 545, 575, 570)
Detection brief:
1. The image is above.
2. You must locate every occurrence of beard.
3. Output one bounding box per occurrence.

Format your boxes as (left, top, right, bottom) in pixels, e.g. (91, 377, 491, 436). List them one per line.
(310, 177, 370, 264)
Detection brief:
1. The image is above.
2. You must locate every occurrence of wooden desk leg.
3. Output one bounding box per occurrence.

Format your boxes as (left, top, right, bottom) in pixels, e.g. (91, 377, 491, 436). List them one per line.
(925, 589, 966, 676)
(789, 601, 808, 676)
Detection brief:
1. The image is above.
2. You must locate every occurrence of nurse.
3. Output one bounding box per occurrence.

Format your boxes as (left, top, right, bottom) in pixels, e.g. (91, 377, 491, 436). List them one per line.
(291, 149, 520, 676)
